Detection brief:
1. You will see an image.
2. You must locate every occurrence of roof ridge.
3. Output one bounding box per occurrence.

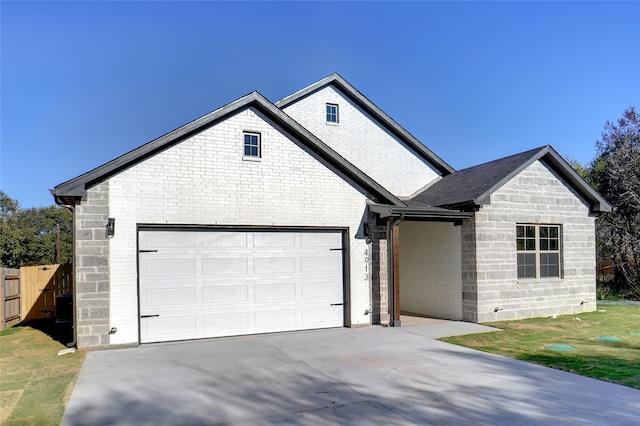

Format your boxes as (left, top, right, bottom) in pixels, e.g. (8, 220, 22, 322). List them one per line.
(453, 145, 549, 174)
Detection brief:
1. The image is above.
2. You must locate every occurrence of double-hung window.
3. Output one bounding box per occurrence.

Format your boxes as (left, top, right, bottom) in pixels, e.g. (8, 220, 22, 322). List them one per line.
(516, 224, 561, 279)
(326, 103, 338, 124)
(243, 132, 260, 158)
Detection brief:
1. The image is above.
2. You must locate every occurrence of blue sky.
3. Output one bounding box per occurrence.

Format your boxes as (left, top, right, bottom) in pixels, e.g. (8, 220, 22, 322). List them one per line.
(2, 1, 639, 208)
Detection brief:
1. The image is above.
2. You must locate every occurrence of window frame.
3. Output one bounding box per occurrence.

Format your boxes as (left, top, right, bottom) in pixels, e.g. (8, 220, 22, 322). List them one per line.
(243, 132, 261, 160)
(326, 103, 339, 124)
(516, 224, 562, 280)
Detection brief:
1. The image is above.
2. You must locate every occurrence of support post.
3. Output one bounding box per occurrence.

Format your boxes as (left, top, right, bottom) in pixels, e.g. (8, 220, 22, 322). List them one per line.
(388, 217, 402, 327)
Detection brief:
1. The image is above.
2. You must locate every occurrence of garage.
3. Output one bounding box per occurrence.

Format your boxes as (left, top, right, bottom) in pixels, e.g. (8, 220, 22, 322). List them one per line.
(138, 229, 346, 343)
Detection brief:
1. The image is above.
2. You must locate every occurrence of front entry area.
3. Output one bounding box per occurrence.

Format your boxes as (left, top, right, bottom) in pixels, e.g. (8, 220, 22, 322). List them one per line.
(397, 221, 463, 321)
(138, 229, 345, 343)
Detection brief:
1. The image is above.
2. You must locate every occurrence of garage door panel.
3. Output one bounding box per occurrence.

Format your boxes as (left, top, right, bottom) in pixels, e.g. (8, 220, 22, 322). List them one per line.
(202, 232, 247, 248)
(203, 286, 248, 303)
(145, 316, 197, 337)
(202, 258, 249, 275)
(146, 287, 197, 306)
(300, 257, 341, 273)
(145, 259, 196, 277)
(300, 232, 341, 247)
(144, 231, 196, 249)
(254, 283, 296, 301)
(253, 232, 295, 247)
(254, 257, 296, 274)
(139, 230, 344, 343)
(302, 307, 342, 324)
(254, 310, 297, 328)
(301, 282, 342, 299)
(203, 313, 249, 331)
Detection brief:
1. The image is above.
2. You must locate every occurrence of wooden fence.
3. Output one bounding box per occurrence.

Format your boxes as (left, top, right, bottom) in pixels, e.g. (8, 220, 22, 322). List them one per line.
(1, 264, 73, 329)
(1, 268, 21, 329)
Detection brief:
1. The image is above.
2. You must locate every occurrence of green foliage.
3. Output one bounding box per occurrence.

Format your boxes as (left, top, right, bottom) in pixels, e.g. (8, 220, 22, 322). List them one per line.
(588, 107, 640, 299)
(571, 108, 640, 300)
(0, 326, 23, 337)
(564, 156, 589, 181)
(0, 191, 72, 267)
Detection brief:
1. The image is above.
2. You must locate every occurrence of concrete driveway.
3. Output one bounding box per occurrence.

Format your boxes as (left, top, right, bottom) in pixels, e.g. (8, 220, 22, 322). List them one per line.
(62, 323, 640, 425)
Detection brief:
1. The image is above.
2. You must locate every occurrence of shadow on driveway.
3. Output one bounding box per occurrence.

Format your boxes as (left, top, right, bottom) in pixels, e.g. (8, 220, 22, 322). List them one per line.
(62, 325, 640, 425)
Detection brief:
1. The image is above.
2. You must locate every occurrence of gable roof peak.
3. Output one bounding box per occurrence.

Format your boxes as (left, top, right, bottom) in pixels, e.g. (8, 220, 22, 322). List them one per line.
(52, 88, 404, 207)
(275, 74, 455, 176)
(412, 144, 611, 214)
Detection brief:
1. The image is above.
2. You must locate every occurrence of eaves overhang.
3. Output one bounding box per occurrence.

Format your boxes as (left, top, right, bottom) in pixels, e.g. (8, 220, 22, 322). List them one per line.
(537, 147, 612, 214)
(368, 201, 472, 222)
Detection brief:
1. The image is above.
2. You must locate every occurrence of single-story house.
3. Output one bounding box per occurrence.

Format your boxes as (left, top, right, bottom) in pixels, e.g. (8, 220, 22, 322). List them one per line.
(52, 74, 611, 348)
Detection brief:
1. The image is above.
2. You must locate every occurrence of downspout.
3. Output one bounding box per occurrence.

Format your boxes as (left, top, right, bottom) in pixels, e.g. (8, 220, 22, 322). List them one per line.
(389, 214, 405, 327)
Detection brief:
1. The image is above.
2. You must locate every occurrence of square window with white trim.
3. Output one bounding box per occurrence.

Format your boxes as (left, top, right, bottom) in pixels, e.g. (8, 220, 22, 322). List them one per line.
(326, 103, 338, 124)
(243, 132, 261, 159)
(516, 224, 562, 279)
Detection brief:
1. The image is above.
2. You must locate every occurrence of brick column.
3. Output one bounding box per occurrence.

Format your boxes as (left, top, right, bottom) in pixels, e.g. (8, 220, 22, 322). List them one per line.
(368, 213, 389, 325)
(461, 216, 478, 322)
(74, 182, 110, 347)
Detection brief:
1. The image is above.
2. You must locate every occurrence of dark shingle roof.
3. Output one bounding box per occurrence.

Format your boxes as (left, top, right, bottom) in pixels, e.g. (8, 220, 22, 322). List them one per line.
(412, 145, 611, 213)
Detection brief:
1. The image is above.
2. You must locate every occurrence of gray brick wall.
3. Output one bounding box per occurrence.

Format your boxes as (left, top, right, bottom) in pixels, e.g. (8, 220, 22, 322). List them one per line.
(461, 217, 478, 322)
(74, 181, 110, 347)
(368, 214, 389, 325)
(471, 161, 597, 322)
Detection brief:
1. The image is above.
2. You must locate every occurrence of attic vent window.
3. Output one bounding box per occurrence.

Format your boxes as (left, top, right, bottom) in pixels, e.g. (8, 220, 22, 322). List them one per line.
(326, 104, 338, 124)
(243, 132, 261, 159)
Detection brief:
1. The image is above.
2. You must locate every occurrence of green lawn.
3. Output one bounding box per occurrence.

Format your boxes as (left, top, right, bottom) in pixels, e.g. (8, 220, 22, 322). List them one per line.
(441, 304, 640, 389)
(0, 323, 85, 426)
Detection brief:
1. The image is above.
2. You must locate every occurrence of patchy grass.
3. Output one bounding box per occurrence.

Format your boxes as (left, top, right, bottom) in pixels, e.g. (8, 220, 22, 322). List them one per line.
(441, 305, 640, 389)
(0, 323, 85, 425)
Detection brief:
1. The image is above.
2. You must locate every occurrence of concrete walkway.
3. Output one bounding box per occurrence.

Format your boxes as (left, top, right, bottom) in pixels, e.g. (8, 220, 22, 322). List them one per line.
(62, 322, 640, 425)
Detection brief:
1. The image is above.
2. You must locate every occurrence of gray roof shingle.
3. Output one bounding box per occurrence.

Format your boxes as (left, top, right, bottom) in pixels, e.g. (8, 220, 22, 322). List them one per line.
(412, 145, 611, 213)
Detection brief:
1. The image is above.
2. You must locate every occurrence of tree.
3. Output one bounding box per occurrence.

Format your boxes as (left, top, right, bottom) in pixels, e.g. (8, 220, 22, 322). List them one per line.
(0, 191, 73, 267)
(589, 107, 640, 299)
(565, 156, 590, 180)
(0, 191, 26, 267)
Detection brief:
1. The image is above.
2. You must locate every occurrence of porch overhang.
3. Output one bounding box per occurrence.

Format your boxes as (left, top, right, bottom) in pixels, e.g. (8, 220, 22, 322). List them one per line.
(368, 202, 472, 223)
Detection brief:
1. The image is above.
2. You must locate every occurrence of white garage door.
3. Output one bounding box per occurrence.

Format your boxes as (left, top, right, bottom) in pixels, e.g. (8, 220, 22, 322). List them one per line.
(138, 229, 345, 343)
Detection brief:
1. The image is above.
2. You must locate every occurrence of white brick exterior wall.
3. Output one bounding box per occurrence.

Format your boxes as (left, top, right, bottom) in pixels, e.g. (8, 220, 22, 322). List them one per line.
(281, 86, 440, 197)
(106, 107, 371, 345)
(473, 160, 597, 322)
(399, 222, 463, 320)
